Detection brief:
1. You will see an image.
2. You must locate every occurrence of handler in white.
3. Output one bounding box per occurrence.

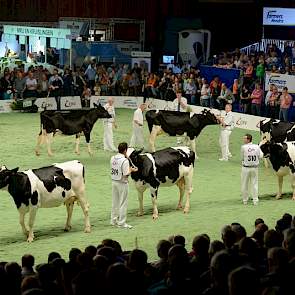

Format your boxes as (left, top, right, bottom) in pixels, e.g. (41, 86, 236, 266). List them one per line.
(130, 103, 146, 148)
(103, 97, 117, 152)
(241, 134, 263, 205)
(110, 142, 138, 229)
(173, 89, 187, 144)
(219, 104, 235, 161)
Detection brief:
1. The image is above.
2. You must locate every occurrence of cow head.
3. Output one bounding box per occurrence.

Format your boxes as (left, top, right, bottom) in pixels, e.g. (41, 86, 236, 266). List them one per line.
(0, 166, 19, 189)
(200, 109, 219, 125)
(93, 103, 112, 119)
(127, 148, 144, 169)
(259, 140, 271, 158)
(259, 118, 274, 142)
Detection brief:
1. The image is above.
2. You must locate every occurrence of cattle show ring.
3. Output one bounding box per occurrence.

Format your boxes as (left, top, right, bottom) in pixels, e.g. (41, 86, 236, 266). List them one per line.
(0, 96, 292, 263)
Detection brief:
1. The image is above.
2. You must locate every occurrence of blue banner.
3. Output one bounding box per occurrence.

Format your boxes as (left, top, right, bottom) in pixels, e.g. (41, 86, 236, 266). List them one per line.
(199, 65, 241, 88)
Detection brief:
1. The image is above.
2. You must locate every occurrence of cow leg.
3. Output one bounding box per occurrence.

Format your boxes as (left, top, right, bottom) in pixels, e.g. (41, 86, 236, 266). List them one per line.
(84, 132, 93, 156)
(18, 204, 29, 237)
(276, 175, 284, 199)
(291, 176, 295, 201)
(189, 138, 198, 159)
(76, 190, 91, 233)
(64, 199, 75, 231)
(135, 183, 146, 216)
(46, 132, 54, 157)
(150, 189, 159, 219)
(75, 134, 81, 155)
(27, 207, 37, 242)
(264, 158, 269, 169)
(183, 168, 194, 214)
(35, 130, 44, 156)
(176, 177, 185, 209)
(149, 126, 161, 152)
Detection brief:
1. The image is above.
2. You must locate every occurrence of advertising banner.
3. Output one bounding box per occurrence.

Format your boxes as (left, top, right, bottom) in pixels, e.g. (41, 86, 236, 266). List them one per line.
(263, 7, 295, 26)
(264, 72, 295, 93)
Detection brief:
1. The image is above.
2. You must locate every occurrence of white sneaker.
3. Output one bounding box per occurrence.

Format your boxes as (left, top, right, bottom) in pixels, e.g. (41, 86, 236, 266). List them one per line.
(228, 153, 232, 158)
(219, 158, 228, 161)
(243, 201, 248, 205)
(117, 223, 133, 229)
(253, 201, 258, 206)
(110, 221, 117, 226)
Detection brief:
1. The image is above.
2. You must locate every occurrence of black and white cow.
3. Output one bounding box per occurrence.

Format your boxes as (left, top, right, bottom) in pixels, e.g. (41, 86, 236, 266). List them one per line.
(0, 160, 90, 242)
(260, 140, 295, 200)
(260, 119, 295, 168)
(35, 103, 111, 156)
(128, 146, 195, 219)
(145, 109, 219, 154)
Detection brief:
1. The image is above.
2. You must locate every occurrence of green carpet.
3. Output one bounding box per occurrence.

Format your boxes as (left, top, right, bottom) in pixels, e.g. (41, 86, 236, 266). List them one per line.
(0, 109, 292, 264)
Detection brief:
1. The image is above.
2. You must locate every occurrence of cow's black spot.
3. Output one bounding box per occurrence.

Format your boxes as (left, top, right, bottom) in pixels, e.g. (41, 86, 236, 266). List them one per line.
(33, 166, 71, 192)
(31, 191, 38, 205)
(62, 191, 66, 198)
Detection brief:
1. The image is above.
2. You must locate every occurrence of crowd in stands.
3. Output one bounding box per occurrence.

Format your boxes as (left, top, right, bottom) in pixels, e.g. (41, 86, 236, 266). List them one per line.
(1, 41, 295, 120)
(1, 213, 295, 294)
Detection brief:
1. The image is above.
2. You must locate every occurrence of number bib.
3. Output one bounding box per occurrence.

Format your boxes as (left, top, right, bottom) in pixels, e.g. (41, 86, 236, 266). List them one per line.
(111, 156, 127, 181)
(243, 144, 260, 166)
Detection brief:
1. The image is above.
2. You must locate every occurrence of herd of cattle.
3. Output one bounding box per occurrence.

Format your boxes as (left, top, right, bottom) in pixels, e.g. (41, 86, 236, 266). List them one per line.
(0, 104, 294, 242)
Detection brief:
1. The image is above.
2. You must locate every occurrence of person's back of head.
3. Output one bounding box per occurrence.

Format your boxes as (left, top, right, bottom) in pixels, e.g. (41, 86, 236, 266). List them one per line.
(283, 228, 295, 258)
(192, 234, 210, 256)
(238, 237, 258, 261)
(21, 275, 41, 294)
(267, 247, 289, 272)
(106, 262, 130, 291)
(97, 246, 116, 265)
(252, 223, 269, 247)
(47, 252, 61, 264)
(93, 255, 108, 274)
(168, 244, 189, 281)
(128, 249, 148, 272)
(275, 218, 289, 234)
(209, 240, 225, 260)
(5, 262, 21, 278)
(157, 240, 172, 260)
(255, 218, 265, 228)
(69, 248, 82, 263)
(283, 213, 292, 228)
(173, 235, 185, 246)
(22, 289, 45, 295)
(231, 224, 247, 242)
(84, 245, 97, 259)
(76, 252, 93, 270)
(264, 229, 283, 249)
(228, 266, 259, 295)
(22, 254, 35, 269)
(222, 227, 237, 249)
(210, 250, 235, 289)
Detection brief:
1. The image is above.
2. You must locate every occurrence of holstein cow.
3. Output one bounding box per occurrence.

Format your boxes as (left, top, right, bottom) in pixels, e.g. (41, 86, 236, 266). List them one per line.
(0, 160, 90, 242)
(260, 118, 295, 168)
(260, 140, 295, 200)
(35, 103, 111, 156)
(146, 109, 219, 155)
(127, 146, 195, 219)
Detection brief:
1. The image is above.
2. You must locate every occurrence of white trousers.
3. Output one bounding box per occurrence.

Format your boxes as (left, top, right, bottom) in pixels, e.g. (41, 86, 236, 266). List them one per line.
(111, 181, 129, 226)
(103, 122, 116, 151)
(219, 130, 232, 160)
(241, 167, 259, 203)
(130, 125, 144, 148)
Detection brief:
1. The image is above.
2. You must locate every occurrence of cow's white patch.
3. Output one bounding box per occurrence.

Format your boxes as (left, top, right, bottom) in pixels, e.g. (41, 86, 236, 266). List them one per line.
(287, 125, 295, 134)
(286, 142, 295, 164)
(189, 112, 194, 118)
(172, 146, 191, 156)
(145, 153, 157, 176)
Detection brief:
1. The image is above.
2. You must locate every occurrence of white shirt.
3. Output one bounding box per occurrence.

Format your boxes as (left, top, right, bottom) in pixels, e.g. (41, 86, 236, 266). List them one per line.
(110, 154, 130, 183)
(26, 78, 37, 90)
(133, 108, 143, 127)
(241, 143, 263, 167)
(104, 103, 115, 123)
(173, 97, 187, 112)
(265, 90, 272, 105)
(222, 111, 235, 131)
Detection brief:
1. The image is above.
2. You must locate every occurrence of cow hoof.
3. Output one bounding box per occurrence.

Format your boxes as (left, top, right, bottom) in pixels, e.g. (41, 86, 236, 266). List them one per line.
(176, 205, 183, 210)
(64, 226, 72, 232)
(152, 214, 159, 220)
(48, 152, 53, 157)
(275, 194, 282, 200)
(292, 196, 295, 201)
(136, 212, 144, 217)
(27, 236, 34, 243)
(75, 151, 80, 155)
(183, 208, 189, 214)
(35, 151, 40, 156)
(84, 227, 91, 233)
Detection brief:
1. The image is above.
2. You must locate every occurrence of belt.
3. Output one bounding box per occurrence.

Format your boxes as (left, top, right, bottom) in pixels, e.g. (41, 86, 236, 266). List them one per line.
(243, 165, 258, 168)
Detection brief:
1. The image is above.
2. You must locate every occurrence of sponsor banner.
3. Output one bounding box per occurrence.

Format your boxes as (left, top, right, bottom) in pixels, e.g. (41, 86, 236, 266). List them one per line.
(90, 96, 143, 109)
(60, 96, 82, 110)
(146, 98, 265, 132)
(0, 100, 12, 113)
(264, 72, 295, 93)
(263, 7, 295, 26)
(34, 97, 57, 111)
(3, 25, 71, 39)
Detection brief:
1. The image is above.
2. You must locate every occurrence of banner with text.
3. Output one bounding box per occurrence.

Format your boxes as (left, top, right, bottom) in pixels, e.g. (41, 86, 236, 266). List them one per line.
(264, 72, 295, 93)
(263, 7, 295, 26)
(0, 100, 12, 113)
